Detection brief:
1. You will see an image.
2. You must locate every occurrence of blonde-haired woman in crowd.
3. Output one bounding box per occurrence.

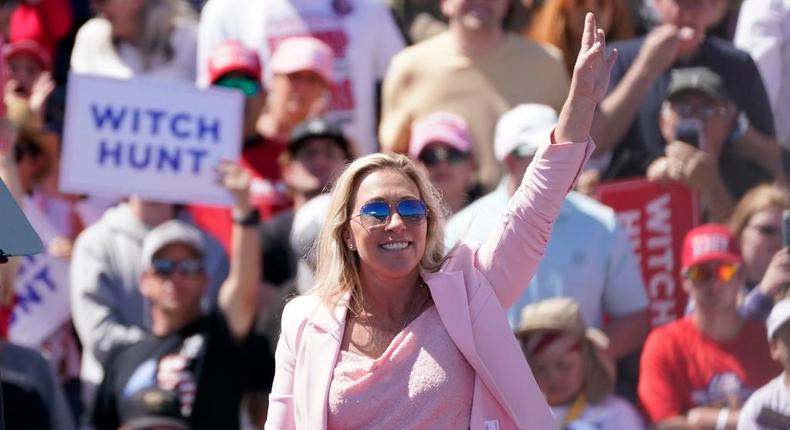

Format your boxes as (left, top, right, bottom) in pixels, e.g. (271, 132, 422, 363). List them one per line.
(529, 0, 634, 76)
(265, 13, 618, 430)
(729, 184, 790, 321)
(70, 0, 197, 80)
(517, 297, 644, 430)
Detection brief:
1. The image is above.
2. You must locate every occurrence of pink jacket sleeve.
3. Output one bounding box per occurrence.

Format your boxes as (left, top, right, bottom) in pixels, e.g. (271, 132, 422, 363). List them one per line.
(475, 133, 594, 308)
(265, 299, 302, 430)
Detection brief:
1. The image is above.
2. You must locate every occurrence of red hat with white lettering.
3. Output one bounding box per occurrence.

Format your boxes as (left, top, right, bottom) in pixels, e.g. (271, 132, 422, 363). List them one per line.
(207, 40, 262, 84)
(681, 223, 741, 269)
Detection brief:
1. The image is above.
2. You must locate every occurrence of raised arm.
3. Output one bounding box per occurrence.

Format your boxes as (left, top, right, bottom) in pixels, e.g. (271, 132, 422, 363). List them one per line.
(590, 24, 680, 154)
(477, 13, 617, 307)
(216, 162, 261, 340)
(555, 13, 619, 143)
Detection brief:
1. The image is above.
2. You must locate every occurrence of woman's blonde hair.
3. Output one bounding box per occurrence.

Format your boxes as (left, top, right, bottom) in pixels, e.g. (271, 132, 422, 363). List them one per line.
(529, 0, 634, 75)
(311, 153, 449, 315)
(118, 0, 196, 70)
(729, 184, 790, 240)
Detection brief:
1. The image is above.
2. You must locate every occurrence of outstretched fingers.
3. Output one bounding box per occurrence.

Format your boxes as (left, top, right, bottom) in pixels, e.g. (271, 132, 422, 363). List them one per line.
(581, 12, 596, 52)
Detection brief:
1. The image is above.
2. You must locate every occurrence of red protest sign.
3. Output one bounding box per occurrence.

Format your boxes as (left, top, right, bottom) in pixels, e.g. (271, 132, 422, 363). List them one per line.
(596, 178, 699, 328)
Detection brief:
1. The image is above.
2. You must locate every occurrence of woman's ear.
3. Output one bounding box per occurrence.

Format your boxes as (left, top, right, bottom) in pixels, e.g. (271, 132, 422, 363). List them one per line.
(342, 226, 356, 251)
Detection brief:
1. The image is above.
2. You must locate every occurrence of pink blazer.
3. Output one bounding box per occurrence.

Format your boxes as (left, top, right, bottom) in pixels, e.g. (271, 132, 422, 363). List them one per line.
(265, 137, 594, 430)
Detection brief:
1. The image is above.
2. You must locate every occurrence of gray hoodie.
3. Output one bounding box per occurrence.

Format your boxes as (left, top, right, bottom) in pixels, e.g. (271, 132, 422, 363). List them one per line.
(69, 203, 228, 406)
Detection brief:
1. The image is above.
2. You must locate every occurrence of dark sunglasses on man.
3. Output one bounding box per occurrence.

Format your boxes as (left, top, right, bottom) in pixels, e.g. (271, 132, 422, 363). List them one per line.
(418, 146, 468, 167)
(152, 259, 205, 278)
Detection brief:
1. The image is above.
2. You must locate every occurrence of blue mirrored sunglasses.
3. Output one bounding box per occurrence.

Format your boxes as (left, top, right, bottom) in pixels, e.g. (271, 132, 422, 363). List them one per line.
(152, 259, 205, 278)
(355, 199, 428, 229)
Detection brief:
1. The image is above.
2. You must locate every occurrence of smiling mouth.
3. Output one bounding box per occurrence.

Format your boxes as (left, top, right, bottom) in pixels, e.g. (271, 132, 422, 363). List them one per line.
(381, 242, 409, 251)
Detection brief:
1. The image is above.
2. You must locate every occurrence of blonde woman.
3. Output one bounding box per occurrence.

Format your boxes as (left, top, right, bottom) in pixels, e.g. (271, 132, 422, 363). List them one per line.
(70, 0, 197, 80)
(729, 184, 790, 321)
(265, 13, 617, 430)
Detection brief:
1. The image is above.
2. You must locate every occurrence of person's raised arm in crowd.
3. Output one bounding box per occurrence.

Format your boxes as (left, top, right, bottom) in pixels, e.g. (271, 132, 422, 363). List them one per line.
(477, 12, 617, 307)
(590, 22, 682, 155)
(216, 161, 261, 339)
(589, 0, 780, 186)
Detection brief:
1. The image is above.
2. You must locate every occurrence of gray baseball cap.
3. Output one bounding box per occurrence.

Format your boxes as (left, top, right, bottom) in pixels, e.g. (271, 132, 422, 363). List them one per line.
(666, 67, 731, 103)
(140, 220, 205, 269)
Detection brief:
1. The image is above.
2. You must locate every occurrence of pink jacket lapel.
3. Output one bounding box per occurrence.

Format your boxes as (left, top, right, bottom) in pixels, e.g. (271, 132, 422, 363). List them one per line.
(298, 294, 349, 429)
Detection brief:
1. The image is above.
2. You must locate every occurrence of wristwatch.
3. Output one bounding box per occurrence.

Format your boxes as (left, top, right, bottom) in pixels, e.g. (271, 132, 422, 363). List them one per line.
(232, 208, 260, 226)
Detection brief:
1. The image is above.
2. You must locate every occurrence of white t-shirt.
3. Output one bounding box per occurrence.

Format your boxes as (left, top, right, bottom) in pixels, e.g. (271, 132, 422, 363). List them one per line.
(738, 374, 790, 430)
(552, 396, 645, 430)
(197, 0, 405, 154)
(734, 0, 790, 148)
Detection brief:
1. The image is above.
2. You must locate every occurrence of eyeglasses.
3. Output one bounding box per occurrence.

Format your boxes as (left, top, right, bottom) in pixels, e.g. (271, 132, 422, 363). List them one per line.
(151, 259, 205, 278)
(669, 102, 731, 119)
(749, 224, 780, 237)
(353, 199, 428, 229)
(214, 76, 261, 97)
(418, 147, 468, 166)
(683, 262, 739, 284)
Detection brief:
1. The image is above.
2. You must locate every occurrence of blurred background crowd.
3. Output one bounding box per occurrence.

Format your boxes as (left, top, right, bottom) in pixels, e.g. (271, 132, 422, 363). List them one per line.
(0, 0, 788, 428)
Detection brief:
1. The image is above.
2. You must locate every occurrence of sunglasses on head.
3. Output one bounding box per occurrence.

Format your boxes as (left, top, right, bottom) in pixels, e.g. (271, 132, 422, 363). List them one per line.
(354, 199, 428, 229)
(418, 146, 468, 166)
(151, 259, 205, 278)
(214, 76, 261, 97)
(683, 262, 739, 284)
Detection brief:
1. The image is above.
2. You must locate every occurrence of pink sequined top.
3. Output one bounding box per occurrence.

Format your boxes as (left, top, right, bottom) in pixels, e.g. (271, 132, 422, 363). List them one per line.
(327, 305, 475, 429)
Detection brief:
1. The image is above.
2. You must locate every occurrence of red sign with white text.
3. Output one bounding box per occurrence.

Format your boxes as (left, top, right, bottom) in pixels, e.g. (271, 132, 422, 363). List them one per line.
(597, 178, 700, 329)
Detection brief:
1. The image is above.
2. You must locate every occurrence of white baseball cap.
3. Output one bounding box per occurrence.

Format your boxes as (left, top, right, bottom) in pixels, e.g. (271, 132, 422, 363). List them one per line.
(768, 298, 790, 340)
(140, 220, 205, 269)
(494, 104, 558, 162)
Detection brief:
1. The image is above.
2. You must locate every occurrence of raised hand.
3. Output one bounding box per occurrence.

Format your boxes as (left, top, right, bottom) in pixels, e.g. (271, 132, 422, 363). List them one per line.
(29, 71, 56, 119)
(555, 12, 618, 143)
(636, 24, 681, 74)
(216, 161, 252, 211)
(569, 12, 618, 106)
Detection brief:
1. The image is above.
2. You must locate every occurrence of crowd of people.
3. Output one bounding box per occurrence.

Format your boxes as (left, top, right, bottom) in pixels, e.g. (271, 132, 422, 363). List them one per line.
(0, 0, 788, 429)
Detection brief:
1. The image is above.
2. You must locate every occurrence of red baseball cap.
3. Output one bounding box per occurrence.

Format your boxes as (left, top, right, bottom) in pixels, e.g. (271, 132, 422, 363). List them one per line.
(2, 39, 52, 71)
(207, 40, 262, 84)
(681, 223, 742, 269)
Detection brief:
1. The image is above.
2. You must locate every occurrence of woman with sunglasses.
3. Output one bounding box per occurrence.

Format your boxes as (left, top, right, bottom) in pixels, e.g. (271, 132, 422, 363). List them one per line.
(265, 13, 616, 430)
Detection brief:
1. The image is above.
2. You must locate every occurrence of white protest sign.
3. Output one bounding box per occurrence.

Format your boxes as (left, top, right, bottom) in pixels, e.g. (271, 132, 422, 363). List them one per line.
(9, 203, 71, 348)
(60, 73, 243, 206)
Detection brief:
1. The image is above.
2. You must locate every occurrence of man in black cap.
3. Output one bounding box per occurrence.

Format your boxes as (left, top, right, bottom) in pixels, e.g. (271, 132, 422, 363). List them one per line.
(647, 67, 773, 221)
(590, 0, 783, 185)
